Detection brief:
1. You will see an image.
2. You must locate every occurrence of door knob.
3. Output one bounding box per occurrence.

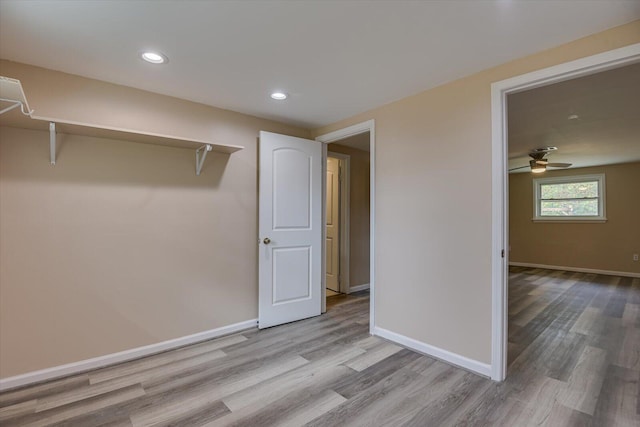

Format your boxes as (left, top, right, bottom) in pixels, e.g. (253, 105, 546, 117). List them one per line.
(263, 237, 271, 244)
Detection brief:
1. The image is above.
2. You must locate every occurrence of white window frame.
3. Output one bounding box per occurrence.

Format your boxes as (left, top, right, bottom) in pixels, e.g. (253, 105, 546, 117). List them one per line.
(533, 173, 606, 222)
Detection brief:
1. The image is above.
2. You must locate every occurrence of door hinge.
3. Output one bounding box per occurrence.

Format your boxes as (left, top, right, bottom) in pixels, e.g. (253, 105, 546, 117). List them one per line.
(501, 249, 505, 258)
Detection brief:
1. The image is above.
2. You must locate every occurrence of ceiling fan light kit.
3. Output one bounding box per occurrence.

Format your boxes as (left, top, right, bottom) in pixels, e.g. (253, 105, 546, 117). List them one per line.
(509, 146, 572, 174)
(530, 160, 546, 173)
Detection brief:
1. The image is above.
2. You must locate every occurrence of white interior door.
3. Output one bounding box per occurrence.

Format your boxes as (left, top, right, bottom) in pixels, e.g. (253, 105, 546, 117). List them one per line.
(259, 131, 322, 329)
(325, 156, 340, 292)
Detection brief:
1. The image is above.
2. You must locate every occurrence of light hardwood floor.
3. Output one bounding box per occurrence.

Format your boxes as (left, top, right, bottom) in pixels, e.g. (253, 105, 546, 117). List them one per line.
(1, 268, 638, 426)
(325, 289, 340, 297)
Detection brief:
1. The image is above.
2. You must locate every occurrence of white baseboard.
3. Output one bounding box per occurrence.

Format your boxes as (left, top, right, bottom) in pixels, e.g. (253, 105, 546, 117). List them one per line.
(0, 318, 258, 392)
(348, 283, 370, 293)
(372, 326, 492, 378)
(509, 262, 640, 278)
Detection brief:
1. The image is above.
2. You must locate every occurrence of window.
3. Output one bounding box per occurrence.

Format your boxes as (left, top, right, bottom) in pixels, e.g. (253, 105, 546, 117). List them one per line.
(533, 174, 606, 222)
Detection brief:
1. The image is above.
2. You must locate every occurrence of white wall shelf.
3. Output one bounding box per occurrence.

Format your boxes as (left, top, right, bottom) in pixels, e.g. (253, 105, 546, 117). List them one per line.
(0, 76, 244, 175)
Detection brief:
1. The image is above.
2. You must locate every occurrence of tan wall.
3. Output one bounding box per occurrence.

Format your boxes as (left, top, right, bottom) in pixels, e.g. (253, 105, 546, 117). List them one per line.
(313, 21, 640, 363)
(509, 162, 640, 274)
(2, 21, 639, 377)
(0, 61, 309, 378)
(328, 144, 370, 287)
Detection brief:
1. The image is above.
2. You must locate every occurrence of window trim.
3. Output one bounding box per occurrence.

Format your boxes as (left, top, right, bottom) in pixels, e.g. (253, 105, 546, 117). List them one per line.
(532, 173, 606, 222)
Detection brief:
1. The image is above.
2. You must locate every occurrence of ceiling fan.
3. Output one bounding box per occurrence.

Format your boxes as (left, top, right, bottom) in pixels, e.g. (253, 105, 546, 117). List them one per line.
(509, 147, 572, 173)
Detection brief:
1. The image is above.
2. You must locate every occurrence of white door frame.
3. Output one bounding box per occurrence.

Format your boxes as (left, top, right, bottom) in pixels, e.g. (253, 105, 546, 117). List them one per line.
(327, 151, 351, 294)
(490, 43, 640, 381)
(316, 120, 375, 332)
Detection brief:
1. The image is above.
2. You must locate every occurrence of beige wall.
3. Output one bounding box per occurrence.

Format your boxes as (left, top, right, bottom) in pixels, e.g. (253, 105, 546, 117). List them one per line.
(2, 21, 639, 377)
(510, 162, 640, 274)
(328, 144, 370, 287)
(0, 61, 309, 378)
(313, 21, 640, 363)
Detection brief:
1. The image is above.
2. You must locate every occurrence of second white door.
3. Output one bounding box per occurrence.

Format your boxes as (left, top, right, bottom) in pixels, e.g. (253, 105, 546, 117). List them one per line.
(326, 156, 340, 292)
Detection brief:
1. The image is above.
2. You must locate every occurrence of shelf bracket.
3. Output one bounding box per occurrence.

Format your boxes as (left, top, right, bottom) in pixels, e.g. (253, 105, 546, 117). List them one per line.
(195, 144, 212, 176)
(0, 97, 34, 116)
(49, 122, 56, 165)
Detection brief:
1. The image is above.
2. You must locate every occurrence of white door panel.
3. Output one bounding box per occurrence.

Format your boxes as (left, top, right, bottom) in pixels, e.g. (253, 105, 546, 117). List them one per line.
(273, 149, 312, 229)
(273, 246, 311, 304)
(259, 131, 322, 329)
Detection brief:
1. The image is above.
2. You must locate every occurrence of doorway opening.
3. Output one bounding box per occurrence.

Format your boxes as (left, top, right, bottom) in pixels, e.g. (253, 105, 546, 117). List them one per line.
(324, 133, 370, 304)
(317, 120, 375, 328)
(491, 44, 640, 381)
(505, 62, 640, 381)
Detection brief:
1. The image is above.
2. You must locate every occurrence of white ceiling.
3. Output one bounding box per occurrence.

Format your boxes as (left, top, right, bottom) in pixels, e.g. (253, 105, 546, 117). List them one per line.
(508, 62, 640, 172)
(1, 1, 639, 129)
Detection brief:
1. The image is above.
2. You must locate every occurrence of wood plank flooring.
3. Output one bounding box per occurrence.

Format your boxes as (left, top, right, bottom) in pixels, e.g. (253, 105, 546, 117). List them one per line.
(1, 268, 639, 426)
(325, 289, 340, 298)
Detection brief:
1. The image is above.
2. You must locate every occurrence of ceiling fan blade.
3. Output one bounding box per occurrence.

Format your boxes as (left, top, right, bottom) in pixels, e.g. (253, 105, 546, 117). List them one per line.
(508, 165, 529, 172)
(547, 162, 572, 168)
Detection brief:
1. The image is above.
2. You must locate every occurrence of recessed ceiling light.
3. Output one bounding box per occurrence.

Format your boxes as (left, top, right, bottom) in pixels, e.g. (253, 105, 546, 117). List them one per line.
(270, 92, 288, 100)
(568, 114, 579, 120)
(141, 51, 168, 64)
